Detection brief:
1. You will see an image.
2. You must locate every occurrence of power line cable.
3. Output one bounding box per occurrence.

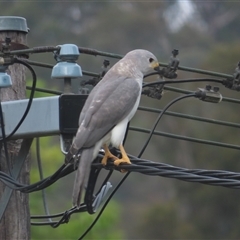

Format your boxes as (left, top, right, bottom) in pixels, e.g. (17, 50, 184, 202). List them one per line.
(36, 137, 52, 222)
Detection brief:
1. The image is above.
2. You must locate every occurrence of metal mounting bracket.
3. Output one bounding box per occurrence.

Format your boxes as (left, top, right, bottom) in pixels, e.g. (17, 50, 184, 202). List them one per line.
(0, 94, 87, 140)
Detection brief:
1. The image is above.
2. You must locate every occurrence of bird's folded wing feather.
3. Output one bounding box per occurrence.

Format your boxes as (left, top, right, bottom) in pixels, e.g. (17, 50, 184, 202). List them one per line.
(72, 76, 141, 151)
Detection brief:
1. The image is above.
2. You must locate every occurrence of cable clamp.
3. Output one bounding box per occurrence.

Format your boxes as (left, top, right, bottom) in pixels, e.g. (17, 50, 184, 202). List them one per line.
(222, 61, 240, 91)
(142, 83, 164, 100)
(92, 182, 112, 212)
(161, 49, 179, 79)
(231, 61, 240, 91)
(195, 85, 222, 103)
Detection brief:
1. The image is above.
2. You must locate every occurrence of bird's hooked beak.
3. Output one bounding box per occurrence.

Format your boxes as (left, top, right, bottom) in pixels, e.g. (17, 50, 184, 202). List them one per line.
(151, 61, 160, 72)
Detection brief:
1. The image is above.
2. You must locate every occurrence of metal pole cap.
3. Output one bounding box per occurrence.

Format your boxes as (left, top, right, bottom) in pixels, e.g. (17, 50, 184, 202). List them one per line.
(0, 16, 29, 33)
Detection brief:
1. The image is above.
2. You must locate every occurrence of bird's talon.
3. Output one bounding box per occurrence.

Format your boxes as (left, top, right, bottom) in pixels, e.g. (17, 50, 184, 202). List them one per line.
(101, 156, 108, 166)
(101, 144, 118, 166)
(101, 155, 118, 165)
(113, 159, 131, 166)
(113, 159, 131, 173)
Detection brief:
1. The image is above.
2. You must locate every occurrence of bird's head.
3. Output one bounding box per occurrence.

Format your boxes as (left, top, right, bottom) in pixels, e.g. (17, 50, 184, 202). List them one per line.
(124, 49, 160, 76)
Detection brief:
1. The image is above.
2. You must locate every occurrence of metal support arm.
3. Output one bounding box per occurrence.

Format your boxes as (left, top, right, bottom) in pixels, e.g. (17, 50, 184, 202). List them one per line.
(0, 94, 87, 140)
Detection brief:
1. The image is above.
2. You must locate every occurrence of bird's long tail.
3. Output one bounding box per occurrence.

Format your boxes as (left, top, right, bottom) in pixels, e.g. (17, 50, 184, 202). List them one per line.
(72, 147, 94, 208)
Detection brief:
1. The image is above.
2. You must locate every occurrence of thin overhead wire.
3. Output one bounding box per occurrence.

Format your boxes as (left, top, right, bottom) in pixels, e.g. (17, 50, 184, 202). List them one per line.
(36, 138, 52, 223)
(129, 126, 240, 151)
(0, 45, 234, 79)
(138, 106, 240, 129)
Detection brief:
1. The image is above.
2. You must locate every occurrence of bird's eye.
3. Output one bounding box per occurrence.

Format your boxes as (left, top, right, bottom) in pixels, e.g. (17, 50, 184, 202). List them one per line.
(149, 58, 154, 63)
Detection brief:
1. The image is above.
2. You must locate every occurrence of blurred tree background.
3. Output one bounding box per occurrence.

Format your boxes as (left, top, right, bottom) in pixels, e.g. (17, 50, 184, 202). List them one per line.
(1, 1, 240, 239)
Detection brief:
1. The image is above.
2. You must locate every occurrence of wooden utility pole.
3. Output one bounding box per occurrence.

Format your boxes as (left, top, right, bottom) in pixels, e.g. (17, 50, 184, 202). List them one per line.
(0, 17, 30, 239)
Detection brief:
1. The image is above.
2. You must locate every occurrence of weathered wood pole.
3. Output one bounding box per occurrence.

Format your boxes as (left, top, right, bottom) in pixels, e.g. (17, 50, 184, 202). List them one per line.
(0, 16, 30, 240)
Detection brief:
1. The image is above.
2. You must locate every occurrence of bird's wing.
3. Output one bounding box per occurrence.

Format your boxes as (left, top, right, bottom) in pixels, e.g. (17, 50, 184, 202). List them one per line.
(71, 76, 141, 152)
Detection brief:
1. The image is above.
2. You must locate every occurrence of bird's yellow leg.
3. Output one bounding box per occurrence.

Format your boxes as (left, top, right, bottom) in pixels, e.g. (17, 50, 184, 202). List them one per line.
(113, 144, 131, 166)
(101, 144, 118, 165)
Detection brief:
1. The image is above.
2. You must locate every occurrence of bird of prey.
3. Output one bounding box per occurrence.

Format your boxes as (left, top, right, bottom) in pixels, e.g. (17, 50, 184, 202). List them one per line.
(66, 49, 160, 208)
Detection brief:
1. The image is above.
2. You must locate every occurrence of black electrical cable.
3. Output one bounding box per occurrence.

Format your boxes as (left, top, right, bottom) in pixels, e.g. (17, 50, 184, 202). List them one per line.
(138, 93, 197, 158)
(26, 86, 62, 96)
(142, 78, 224, 87)
(3, 154, 240, 195)
(31, 205, 87, 227)
(0, 58, 37, 141)
(78, 93, 196, 239)
(0, 165, 62, 191)
(22, 163, 69, 193)
(0, 160, 72, 193)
